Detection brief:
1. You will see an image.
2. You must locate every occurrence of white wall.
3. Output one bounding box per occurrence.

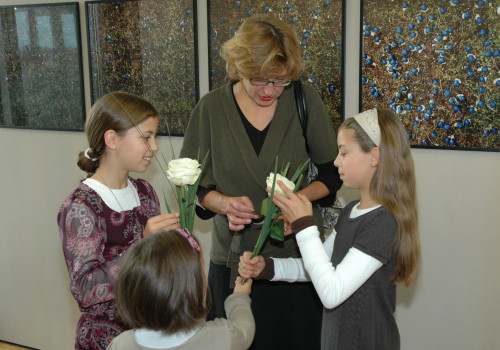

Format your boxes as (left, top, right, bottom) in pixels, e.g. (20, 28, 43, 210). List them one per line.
(0, 0, 498, 349)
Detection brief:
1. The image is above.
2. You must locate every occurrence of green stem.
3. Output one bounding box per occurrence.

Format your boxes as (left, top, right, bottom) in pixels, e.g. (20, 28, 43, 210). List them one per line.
(242, 158, 279, 284)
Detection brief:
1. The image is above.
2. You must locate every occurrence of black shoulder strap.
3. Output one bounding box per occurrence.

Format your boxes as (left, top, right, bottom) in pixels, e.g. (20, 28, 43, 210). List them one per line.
(293, 80, 309, 153)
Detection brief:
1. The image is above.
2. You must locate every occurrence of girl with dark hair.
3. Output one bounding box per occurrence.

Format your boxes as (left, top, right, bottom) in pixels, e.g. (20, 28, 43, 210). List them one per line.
(240, 108, 420, 349)
(107, 230, 255, 350)
(58, 92, 180, 350)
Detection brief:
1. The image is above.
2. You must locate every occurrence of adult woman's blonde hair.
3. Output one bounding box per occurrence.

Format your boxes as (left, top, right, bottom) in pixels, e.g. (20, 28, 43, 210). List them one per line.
(77, 92, 159, 174)
(221, 15, 304, 80)
(341, 109, 420, 286)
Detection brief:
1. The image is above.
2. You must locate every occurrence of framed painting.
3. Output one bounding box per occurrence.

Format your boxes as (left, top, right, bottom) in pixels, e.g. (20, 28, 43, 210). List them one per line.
(86, 0, 198, 136)
(0, 2, 85, 131)
(208, 0, 346, 129)
(360, 0, 499, 151)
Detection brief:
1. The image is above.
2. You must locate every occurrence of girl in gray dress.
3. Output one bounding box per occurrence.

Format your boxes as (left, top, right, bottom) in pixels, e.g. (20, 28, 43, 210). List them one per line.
(240, 108, 420, 349)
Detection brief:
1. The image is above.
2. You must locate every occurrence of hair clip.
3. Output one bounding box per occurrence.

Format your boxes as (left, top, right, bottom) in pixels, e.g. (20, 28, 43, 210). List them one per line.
(84, 147, 98, 162)
(175, 228, 201, 253)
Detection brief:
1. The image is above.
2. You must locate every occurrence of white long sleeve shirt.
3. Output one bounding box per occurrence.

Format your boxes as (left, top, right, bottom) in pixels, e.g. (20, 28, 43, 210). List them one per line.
(271, 205, 383, 309)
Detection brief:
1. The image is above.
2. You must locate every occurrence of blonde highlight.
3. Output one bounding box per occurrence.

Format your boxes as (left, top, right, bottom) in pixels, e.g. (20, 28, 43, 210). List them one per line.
(221, 15, 304, 81)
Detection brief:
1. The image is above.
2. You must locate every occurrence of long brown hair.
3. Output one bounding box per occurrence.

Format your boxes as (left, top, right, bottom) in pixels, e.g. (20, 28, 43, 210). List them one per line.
(221, 15, 304, 80)
(77, 92, 159, 174)
(115, 230, 207, 332)
(341, 109, 420, 285)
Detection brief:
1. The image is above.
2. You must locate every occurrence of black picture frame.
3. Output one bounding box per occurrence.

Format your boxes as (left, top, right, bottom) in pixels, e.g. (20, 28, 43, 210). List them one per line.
(360, 0, 499, 151)
(0, 2, 85, 131)
(86, 0, 199, 136)
(208, 0, 346, 130)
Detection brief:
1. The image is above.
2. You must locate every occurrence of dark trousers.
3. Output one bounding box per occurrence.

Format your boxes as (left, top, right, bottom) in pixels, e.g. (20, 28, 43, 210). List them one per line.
(249, 279, 322, 350)
(207, 261, 233, 320)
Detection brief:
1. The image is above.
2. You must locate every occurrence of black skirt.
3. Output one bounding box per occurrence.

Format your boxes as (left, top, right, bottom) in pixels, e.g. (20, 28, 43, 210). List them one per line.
(249, 279, 322, 350)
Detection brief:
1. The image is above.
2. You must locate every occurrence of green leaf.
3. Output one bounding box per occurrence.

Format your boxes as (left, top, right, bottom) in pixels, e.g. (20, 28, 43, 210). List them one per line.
(162, 187, 172, 213)
(195, 150, 210, 186)
(250, 157, 279, 258)
(176, 185, 187, 230)
(294, 174, 304, 192)
(269, 219, 285, 241)
(260, 197, 271, 216)
(184, 149, 210, 233)
(290, 159, 310, 183)
(281, 161, 291, 176)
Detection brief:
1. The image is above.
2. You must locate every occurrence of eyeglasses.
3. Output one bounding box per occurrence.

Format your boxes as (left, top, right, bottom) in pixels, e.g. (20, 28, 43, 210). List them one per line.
(249, 78, 292, 87)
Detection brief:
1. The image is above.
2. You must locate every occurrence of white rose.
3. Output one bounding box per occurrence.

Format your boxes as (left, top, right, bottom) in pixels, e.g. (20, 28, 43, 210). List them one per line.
(266, 173, 295, 197)
(166, 158, 202, 186)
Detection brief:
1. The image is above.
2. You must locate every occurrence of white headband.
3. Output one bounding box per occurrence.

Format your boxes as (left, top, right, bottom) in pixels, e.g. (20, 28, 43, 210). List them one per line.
(353, 108, 381, 146)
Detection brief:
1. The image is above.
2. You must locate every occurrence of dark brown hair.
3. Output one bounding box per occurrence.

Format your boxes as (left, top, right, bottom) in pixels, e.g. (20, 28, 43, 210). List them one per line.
(222, 15, 304, 80)
(115, 230, 207, 332)
(340, 109, 420, 286)
(77, 92, 159, 174)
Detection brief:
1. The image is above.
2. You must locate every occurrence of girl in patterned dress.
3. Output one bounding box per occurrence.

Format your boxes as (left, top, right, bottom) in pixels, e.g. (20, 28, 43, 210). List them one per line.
(239, 108, 420, 349)
(58, 92, 180, 350)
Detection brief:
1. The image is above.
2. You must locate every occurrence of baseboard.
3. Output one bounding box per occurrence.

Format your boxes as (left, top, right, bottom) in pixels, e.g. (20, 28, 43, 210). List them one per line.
(0, 341, 39, 350)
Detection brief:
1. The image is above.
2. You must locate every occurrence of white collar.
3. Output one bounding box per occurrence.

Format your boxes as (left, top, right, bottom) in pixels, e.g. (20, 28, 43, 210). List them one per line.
(134, 327, 200, 348)
(83, 178, 139, 212)
(350, 202, 381, 219)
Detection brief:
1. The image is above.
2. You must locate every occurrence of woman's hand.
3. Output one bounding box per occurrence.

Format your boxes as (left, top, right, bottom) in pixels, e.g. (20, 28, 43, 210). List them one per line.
(239, 251, 265, 279)
(273, 181, 313, 224)
(234, 276, 252, 295)
(223, 196, 259, 231)
(143, 212, 180, 237)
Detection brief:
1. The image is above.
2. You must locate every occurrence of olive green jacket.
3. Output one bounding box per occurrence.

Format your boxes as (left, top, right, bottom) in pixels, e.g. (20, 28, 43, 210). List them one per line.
(180, 82, 338, 283)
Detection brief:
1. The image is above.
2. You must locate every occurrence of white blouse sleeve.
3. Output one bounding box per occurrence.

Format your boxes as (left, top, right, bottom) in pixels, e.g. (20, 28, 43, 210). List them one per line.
(273, 226, 383, 309)
(271, 229, 335, 282)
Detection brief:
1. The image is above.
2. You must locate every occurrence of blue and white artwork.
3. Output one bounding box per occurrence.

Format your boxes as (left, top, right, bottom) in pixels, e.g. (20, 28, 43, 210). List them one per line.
(361, 0, 499, 151)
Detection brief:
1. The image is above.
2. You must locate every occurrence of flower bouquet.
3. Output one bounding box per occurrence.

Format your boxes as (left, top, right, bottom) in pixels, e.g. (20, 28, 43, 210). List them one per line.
(242, 157, 309, 283)
(165, 152, 209, 233)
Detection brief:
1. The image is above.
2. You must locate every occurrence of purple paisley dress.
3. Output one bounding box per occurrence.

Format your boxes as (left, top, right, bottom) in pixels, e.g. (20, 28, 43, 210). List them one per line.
(57, 178, 160, 350)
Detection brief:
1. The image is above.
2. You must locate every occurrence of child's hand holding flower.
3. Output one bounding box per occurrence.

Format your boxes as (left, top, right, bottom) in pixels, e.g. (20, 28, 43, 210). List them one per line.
(272, 181, 313, 225)
(240, 158, 309, 284)
(239, 251, 266, 279)
(262, 173, 295, 235)
(266, 173, 295, 197)
(234, 276, 253, 296)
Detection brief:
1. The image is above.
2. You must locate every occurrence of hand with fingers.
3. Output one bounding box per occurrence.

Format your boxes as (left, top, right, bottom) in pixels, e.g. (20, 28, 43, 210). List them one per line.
(224, 196, 259, 231)
(239, 251, 266, 279)
(272, 181, 313, 225)
(143, 212, 180, 237)
(234, 276, 253, 295)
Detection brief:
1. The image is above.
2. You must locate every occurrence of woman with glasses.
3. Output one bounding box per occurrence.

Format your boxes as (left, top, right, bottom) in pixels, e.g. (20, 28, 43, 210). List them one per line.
(180, 15, 341, 350)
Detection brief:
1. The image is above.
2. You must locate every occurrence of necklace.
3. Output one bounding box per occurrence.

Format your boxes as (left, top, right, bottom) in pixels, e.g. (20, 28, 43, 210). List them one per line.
(93, 175, 140, 212)
(108, 187, 125, 212)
